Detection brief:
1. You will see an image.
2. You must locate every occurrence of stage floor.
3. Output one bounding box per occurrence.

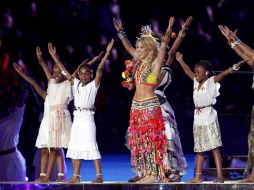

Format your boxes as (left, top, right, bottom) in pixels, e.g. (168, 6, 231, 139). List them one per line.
(1, 181, 254, 190)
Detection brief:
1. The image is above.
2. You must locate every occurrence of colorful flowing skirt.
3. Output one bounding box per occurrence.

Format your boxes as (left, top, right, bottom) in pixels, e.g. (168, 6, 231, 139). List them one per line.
(244, 106, 254, 175)
(127, 96, 168, 179)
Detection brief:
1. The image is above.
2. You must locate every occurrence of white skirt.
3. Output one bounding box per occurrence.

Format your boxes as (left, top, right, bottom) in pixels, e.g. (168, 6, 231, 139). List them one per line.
(66, 111, 101, 160)
(36, 112, 72, 149)
(193, 119, 222, 152)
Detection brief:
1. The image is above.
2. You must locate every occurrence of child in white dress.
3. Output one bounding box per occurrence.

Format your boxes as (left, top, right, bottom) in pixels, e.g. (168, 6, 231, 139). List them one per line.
(14, 45, 72, 182)
(176, 52, 246, 183)
(48, 40, 114, 183)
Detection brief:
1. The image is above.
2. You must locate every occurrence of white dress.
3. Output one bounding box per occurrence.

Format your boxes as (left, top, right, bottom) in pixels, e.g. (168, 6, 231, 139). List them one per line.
(0, 106, 26, 181)
(193, 76, 222, 152)
(66, 79, 101, 160)
(36, 79, 72, 148)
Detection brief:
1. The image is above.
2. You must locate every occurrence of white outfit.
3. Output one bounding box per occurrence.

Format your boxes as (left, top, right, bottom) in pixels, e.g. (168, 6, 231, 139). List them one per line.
(36, 79, 72, 148)
(66, 79, 101, 160)
(193, 76, 222, 152)
(0, 106, 26, 181)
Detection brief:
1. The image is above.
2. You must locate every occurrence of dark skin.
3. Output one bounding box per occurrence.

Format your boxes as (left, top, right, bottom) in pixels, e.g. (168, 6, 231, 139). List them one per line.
(48, 40, 114, 183)
(176, 52, 246, 183)
(218, 25, 254, 183)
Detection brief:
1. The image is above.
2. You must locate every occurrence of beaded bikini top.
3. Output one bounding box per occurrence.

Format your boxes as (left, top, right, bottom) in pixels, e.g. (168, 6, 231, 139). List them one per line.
(134, 60, 157, 86)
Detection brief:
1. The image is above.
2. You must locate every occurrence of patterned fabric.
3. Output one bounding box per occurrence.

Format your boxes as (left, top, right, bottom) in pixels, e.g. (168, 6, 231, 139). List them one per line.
(128, 96, 168, 179)
(244, 106, 254, 175)
(193, 119, 222, 152)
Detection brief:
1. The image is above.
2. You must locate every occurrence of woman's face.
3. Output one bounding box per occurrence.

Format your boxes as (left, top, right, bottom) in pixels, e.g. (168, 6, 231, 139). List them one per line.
(78, 66, 92, 85)
(194, 64, 207, 82)
(52, 65, 65, 83)
(136, 41, 149, 60)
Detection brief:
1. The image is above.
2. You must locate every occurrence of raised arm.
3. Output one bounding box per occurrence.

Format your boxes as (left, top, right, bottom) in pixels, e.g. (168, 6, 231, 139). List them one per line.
(214, 60, 247, 82)
(218, 25, 254, 68)
(36, 46, 52, 80)
(48, 42, 73, 82)
(175, 52, 195, 80)
(95, 39, 114, 87)
(153, 17, 175, 76)
(166, 16, 193, 66)
(113, 18, 136, 57)
(13, 63, 46, 100)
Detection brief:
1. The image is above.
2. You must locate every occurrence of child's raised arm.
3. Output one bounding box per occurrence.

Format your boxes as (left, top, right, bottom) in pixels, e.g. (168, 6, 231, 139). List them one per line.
(214, 60, 247, 82)
(48, 42, 73, 82)
(36, 46, 52, 81)
(13, 62, 47, 100)
(95, 39, 114, 87)
(175, 52, 195, 80)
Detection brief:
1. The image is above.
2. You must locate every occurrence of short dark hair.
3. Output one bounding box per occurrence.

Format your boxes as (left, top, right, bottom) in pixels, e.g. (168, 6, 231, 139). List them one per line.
(195, 60, 215, 77)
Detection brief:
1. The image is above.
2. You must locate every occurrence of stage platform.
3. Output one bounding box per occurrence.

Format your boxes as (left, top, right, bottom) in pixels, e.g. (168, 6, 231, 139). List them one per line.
(1, 182, 254, 190)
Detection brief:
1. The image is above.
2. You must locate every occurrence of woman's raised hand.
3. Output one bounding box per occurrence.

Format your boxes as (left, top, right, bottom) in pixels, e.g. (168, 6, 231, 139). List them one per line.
(182, 16, 193, 29)
(166, 16, 175, 32)
(218, 25, 237, 41)
(113, 18, 123, 32)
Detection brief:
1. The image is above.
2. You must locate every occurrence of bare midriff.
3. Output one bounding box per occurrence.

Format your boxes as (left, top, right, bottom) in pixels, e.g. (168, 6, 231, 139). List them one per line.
(134, 84, 156, 100)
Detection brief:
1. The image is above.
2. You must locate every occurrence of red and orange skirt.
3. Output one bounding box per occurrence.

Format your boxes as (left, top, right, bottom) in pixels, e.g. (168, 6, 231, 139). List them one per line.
(127, 96, 169, 179)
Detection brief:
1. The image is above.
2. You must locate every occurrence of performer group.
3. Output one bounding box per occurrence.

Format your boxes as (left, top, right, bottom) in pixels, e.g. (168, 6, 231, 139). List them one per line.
(0, 15, 254, 184)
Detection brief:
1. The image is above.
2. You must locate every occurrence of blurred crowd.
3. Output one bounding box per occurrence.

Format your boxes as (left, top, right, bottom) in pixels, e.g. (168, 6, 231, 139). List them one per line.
(0, 0, 253, 178)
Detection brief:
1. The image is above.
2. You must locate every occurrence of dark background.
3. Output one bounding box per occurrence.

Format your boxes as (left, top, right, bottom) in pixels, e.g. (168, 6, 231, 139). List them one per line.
(0, 0, 253, 177)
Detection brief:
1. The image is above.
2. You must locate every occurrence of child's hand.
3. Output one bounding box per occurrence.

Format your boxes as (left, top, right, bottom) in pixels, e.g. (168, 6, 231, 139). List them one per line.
(176, 52, 183, 62)
(36, 46, 42, 59)
(13, 62, 22, 73)
(48, 42, 57, 56)
(106, 39, 114, 53)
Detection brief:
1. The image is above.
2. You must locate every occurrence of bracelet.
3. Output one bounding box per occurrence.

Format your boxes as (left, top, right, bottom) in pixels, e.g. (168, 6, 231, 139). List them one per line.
(229, 36, 241, 49)
(232, 64, 239, 71)
(61, 70, 67, 76)
(178, 27, 188, 37)
(163, 31, 171, 44)
(102, 58, 108, 62)
(58, 173, 64, 177)
(73, 174, 81, 178)
(117, 28, 126, 40)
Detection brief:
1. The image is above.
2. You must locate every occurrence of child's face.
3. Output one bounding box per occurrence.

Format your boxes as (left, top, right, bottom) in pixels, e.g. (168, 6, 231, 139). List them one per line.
(78, 66, 92, 85)
(52, 65, 65, 83)
(194, 64, 207, 82)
